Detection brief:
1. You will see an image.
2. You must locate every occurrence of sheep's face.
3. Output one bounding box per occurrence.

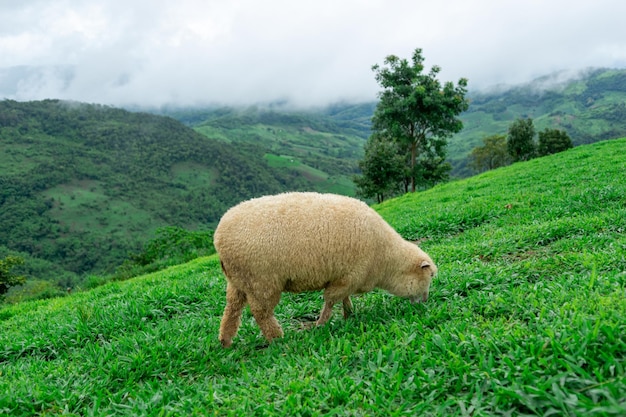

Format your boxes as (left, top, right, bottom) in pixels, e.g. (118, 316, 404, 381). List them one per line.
(393, 256, 437, 303)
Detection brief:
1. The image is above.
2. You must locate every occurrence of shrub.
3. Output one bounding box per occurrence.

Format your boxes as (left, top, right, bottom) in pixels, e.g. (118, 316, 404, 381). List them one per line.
(0, 255, 26, 297)
(537, 128, 573, 156)
(113, 226, 215, 281)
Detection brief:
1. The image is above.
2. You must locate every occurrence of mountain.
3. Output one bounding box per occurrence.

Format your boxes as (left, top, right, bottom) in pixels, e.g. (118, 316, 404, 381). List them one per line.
(157, 103, 376, 196)
(2, 138, 624, 415)
(0, 99, 323, 285)
(448, 67, 626, 175)
(3, 68, 626, 290)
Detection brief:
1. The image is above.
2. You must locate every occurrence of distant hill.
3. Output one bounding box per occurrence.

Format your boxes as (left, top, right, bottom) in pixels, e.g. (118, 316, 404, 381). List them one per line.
(449, 67, 626, 175)
(157, 103, 376, 196)
(0, 99, 323, 285)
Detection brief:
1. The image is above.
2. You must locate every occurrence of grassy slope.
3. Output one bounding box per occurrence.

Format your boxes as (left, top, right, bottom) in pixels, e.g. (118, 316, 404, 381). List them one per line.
(1, 139, 625, 416)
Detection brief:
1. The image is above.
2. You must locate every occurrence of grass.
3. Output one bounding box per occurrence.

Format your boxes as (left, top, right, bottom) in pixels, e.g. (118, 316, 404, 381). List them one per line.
(1, 139, 625, 416)
(264, 154, 328, 181)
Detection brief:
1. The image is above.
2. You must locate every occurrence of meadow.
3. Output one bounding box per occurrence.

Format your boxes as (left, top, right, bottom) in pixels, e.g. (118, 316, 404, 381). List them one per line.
(1, 138, 625, 416)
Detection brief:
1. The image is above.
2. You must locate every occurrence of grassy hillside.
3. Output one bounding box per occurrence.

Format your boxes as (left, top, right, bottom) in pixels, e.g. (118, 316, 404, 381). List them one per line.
(1, 138, 624, 415)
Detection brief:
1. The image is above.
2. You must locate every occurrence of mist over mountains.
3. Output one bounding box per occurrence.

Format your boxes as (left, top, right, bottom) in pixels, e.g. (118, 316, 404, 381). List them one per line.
(150, 66, 626, 176)
(0, 64, 616, 108)
(445, 67, 626, 175)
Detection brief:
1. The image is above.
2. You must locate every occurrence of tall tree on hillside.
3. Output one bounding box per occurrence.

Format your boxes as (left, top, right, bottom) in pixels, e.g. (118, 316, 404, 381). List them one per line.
(537, 128, 573, 156)
(354, 133, 406, 203)
(369, 48, 469, 192)
(507, 117, 536, 162)
(469, 134, 510, 173)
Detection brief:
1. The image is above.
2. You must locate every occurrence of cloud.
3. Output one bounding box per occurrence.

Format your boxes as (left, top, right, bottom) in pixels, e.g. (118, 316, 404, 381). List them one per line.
(1, 0, 626, 107)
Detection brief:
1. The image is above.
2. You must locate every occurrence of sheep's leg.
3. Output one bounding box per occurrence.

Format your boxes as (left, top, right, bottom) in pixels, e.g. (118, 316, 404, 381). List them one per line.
(317, 299, 336, 326)
(248, 292, 284, 343)
(219, 283, 247, 348)
(342, 296, 353, 319)
(317, 283, 352, 326)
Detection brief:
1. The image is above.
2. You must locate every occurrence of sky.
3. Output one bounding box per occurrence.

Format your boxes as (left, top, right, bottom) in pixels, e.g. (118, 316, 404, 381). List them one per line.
(1, 0, 626, 108)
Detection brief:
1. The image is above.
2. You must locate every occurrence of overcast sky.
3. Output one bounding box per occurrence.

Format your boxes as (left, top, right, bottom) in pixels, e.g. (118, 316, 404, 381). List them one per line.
(1, 0, 626, 107)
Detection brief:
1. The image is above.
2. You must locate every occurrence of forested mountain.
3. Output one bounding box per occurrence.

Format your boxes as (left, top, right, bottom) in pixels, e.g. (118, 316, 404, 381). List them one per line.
(0, 99, 318, 286)
(157, 103, 376, 196)
(449, 67, 626, 175)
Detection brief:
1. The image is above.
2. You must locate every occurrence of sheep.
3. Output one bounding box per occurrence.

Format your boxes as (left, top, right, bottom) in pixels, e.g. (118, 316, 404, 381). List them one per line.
(214, 192, 437, 347)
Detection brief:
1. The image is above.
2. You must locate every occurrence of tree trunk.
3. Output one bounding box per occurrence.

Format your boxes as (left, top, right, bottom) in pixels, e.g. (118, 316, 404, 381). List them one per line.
(410, 141, 416, 192)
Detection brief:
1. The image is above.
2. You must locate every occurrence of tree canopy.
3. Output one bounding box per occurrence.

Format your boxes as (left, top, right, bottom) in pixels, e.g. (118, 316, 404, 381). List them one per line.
(537, 128, 573, 156)
(0, 255, 26, 296)
(353, 133, 406, 203)
(507, 117, 536, 162)
(366, 48, 469, 193)
(467, 121, 575, 175)
(469, 134, 509, 173)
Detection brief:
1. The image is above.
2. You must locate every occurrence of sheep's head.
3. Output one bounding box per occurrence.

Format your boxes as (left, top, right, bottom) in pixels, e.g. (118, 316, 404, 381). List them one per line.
(407, 258, 437, 304)
(387, 249, 437, 303)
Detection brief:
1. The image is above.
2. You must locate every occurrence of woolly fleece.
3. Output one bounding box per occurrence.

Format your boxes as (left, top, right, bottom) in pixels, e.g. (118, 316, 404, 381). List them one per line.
(214, 192, 437, 347)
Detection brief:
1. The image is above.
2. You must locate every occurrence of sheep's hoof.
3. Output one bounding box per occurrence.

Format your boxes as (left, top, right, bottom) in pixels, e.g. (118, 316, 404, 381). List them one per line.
(299, 321, 317, 330)
(294, 313, 319, 322)
(220, 338, 232, 348)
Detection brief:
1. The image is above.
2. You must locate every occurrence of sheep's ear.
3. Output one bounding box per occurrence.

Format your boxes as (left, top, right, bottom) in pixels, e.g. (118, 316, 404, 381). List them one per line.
(420, 260, 431, 269)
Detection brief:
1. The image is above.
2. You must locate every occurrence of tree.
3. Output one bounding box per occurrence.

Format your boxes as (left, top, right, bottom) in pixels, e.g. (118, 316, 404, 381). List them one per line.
(370, 48, 469, 192)
(507, 117, 536, 162)
(0, 255, 26, 296)
(469, 134, 509, 173)
(354, 133, 406, 203)
(537, 128, 573, 156)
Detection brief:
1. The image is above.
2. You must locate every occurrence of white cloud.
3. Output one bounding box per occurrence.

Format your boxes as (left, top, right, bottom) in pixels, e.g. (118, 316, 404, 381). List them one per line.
(1, 0, 626, 107)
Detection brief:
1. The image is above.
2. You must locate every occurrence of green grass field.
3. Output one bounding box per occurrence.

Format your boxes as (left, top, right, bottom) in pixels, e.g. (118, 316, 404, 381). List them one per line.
(1, 139, 625, 416)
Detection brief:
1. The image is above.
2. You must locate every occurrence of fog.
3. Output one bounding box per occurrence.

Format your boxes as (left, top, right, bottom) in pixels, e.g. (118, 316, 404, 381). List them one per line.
(2, 0, 626, 107)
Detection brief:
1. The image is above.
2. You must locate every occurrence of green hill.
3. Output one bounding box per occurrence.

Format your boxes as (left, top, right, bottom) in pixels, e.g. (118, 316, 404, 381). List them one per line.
(1, 138, 624, 415)
(3, 66, 626, 289)
(449, 67, 626, 175)
(179, 104, 375, 195)
(0, 99, 322, 285)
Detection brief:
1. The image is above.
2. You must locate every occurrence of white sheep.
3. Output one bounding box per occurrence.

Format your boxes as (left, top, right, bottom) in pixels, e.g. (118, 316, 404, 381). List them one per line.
(214, 192, 437, 347)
